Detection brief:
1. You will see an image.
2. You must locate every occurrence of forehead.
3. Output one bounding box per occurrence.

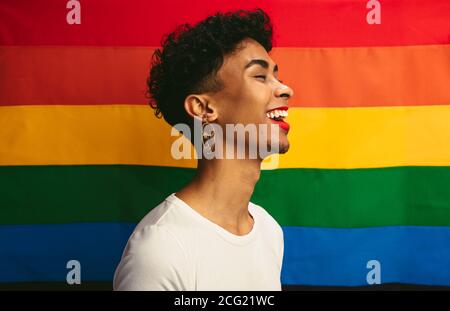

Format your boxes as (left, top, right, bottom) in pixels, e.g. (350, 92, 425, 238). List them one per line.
(219, 39, 274, 76)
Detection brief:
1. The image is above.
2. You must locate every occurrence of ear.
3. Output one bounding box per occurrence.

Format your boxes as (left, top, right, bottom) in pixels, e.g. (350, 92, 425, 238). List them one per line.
(184, 94, 218, 122)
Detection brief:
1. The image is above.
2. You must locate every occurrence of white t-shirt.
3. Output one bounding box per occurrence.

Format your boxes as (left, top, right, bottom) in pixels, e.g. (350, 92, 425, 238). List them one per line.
(113, 193, 284, 291)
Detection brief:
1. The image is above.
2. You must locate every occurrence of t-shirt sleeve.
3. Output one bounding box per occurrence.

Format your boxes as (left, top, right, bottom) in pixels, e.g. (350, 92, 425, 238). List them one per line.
(253, 203, 285, 271)
(113, 224, 191, 291)
(278, 226, 284, 270)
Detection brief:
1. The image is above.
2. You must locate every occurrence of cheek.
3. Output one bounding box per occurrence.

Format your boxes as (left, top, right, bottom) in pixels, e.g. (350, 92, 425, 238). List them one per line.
(239, 86, 271, 121)
(218, 82, 271, 124)
(250, 82, 272, 102)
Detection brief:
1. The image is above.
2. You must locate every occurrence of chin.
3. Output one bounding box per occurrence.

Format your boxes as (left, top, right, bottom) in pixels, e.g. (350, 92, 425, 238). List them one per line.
(278, 133, 290, 154)
(265, 137, 290, 155)
(279, 141, 290, 154)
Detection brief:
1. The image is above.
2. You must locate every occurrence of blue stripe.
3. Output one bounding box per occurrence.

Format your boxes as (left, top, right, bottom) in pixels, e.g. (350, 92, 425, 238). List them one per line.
(1, 223, 450, 285)
(0, 223, 134, 282)
(281, 226, 450, 286)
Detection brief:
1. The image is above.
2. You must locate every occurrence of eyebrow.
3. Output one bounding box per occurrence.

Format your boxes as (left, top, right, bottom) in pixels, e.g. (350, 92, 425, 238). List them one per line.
(244, 59, 278, 73)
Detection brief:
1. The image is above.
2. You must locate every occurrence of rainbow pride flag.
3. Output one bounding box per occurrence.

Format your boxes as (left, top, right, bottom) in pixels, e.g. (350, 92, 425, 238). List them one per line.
(1, 0, 450, 290)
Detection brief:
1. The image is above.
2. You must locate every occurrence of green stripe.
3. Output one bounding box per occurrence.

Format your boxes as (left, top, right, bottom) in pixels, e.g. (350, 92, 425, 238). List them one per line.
(1, 165, 449, 228)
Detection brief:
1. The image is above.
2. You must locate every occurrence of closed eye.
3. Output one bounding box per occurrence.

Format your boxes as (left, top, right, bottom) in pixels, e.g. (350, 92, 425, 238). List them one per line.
(254, 75, 284, 84)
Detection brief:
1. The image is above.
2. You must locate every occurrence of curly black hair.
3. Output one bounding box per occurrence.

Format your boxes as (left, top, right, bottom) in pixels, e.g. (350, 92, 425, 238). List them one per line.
(146, 8, 273, 129)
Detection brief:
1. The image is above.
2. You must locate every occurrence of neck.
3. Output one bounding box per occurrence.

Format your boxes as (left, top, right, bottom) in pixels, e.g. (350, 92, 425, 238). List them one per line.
(175, 158, 261, 236)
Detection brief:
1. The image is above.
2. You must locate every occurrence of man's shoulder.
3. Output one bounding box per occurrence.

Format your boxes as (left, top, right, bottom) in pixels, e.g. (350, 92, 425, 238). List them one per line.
(250, 202, 283, 238)
(134, 197, 173, 230)
(114, 220, 191, 290)
(133, 194, 189, 232)
(128, 194, 197, 250)
(250, 201, 278, 222)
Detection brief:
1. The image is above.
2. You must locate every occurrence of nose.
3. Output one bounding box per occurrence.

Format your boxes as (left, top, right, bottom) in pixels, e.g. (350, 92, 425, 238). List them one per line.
(273, 82, 294, 100)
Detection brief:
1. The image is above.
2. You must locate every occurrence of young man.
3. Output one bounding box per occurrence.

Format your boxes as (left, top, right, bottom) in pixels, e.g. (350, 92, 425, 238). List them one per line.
(114, 8, 294, 291)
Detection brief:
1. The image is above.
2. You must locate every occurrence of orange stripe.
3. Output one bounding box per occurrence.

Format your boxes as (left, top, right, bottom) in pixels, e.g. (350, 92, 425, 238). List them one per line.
(270, 44, 450, 107)
(1, 45, 449, 107)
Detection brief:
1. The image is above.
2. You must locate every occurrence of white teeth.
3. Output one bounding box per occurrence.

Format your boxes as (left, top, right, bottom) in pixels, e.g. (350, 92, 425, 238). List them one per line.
(267, 109, 288, 119)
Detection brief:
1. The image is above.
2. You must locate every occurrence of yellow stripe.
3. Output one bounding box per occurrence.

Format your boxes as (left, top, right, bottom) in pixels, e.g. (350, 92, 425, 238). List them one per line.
(284, 105, 450, 168)
(1, 105, 450, 169)
(0, 105, 196, 168)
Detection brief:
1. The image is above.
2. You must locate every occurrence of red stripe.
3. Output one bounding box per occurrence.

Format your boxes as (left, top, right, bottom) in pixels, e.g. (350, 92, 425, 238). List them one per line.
(1, 0, 449, 47)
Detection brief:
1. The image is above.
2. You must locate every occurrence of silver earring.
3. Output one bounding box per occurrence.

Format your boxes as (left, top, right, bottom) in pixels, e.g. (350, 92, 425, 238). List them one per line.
(202, 119, 215, 156)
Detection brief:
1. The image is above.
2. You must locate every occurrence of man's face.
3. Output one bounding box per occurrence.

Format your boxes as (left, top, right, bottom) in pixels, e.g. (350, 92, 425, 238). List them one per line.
(209, 38, 294, 157)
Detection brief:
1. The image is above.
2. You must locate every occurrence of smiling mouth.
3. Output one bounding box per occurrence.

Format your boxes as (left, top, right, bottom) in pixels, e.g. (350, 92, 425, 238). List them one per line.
(266, 107, 290, 132)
